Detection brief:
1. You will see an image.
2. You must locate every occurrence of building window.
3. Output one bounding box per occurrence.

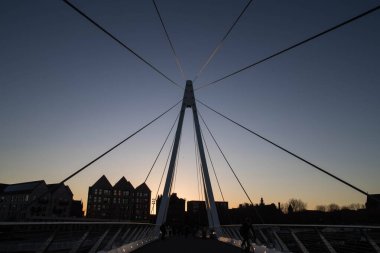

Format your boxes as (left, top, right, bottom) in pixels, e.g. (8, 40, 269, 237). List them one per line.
(94, 189, 98, 195)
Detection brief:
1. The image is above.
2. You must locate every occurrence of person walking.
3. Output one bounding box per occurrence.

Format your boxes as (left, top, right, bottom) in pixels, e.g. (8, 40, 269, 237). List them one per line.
(240, 218, 256, 252)
(160, 223, 167, 240)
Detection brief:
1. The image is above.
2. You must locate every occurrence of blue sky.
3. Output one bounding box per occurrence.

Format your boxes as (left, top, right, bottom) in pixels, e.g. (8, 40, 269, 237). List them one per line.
(1, 0, 379, 212)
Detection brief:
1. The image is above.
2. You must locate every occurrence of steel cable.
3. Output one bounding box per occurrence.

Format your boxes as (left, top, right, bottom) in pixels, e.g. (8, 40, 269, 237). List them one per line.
(152, 0, 186, 81)
(28, 99, 182, 209)
(63, 0, 182, 89)
(196, 4, 380, 90)
(144, 112, 180, 183)
(197, 99, 373, 200)
(151, 131, 176, 214)
(200, 123, 225, 201)
(198, 110, 264, 223)
(193, 0, 254, 82)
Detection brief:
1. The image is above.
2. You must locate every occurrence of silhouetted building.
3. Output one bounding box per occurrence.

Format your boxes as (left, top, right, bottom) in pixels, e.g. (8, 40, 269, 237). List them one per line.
(157, 193, 185, 225)
(86, 175, 151, 221)
(187, 200, 207, 225)
(366, 194, 380, 210)
(70, 200, 84, 217)
(215, 201, 229, 224)
(187, 200, 229, 225)
(0, 180, 80, 221)
(228, 201, 283, 224)
(112, 177, 134, 220)
(134, 183, 151, 221)
(47, 183, 74, 218)
(86, 175, 113, 219)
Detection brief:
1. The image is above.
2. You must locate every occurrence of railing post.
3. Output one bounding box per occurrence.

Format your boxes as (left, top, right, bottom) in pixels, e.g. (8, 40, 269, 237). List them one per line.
(121, 227, 132, 242)
(257, 227, 268, 245)
(317, 228, 337, 253)
(290, 229, 309, 253)
(272, 229, 289, 252)
(36, 229, 57, 253)
(124, 226, 140, 243)
(69, 228, 91, 253)
(135, 226, 149, 241)
(104, 225, 123, 250)
(129, 226, 145, 242)
(224, 227, 233, 239)
(89, 227, 110, 253)
(362, 229, 380, 253)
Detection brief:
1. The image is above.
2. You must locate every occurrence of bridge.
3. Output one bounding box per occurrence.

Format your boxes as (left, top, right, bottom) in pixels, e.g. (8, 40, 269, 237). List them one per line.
(1, 0, 380, 252)
(1, 222, 380, 252)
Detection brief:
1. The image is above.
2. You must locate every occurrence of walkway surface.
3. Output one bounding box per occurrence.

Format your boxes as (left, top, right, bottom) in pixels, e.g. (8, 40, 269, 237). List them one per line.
(134, 237, 243, 253)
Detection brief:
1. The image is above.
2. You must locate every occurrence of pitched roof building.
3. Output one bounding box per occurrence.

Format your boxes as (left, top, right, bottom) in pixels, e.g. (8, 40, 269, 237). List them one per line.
(86, 175, 113, 219)
(112, 177, 134, 220)
(134, 183, 151, 221)
(86, 176, 151, 221)
(0, 180, 82, 221)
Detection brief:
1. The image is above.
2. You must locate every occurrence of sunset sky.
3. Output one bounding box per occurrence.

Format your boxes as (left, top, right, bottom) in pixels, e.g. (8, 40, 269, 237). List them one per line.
(1, 0, 380, 214)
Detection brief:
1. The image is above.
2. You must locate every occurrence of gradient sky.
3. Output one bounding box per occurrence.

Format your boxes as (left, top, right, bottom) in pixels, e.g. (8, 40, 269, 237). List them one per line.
(1, 0, 380, 214)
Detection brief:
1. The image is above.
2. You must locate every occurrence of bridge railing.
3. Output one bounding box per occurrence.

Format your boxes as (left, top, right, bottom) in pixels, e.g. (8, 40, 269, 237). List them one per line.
(0, 221, 158, 253)
(220, 224, 380, 253)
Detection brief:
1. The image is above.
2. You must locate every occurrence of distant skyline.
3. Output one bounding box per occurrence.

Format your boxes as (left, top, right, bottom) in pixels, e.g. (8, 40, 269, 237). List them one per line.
(1, 1, 380, 213)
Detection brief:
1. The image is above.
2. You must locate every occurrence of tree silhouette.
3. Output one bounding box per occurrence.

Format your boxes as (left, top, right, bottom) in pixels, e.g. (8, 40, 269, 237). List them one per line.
(327, 203, 340, 212)
(316, 205, 326, 212)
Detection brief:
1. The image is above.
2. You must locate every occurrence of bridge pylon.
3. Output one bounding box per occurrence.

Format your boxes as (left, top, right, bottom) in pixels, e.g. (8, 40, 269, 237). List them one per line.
(155, 80, 221, 235)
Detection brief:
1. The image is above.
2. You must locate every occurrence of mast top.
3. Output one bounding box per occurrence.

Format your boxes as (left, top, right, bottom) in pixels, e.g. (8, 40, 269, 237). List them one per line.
(184, 80, 195, 108)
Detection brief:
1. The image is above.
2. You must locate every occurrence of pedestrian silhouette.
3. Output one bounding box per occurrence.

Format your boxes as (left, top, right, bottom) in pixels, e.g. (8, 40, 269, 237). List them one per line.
(240, 218, 256, 252)
(160, 223, 167, 240)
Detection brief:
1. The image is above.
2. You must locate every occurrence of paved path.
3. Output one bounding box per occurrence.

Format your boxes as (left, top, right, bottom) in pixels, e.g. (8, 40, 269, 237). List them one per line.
(134, 237, 243, 253)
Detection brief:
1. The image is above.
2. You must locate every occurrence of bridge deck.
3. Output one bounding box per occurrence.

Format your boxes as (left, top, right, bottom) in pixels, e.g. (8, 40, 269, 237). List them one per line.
(134, 237, 242, 253)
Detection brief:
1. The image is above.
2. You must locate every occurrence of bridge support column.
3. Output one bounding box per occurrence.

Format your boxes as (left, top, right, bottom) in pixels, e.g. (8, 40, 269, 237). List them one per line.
(156, 80, 221, 235)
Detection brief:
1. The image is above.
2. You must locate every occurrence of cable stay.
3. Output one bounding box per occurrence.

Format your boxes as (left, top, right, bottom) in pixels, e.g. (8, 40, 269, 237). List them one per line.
(170, 129, 183, 194)
(151, 120, 182, 214)
(61, 100, 181, 184)
(199, 122, 225, 202)
(63, 0, 183, 89)
(162, 130, 182, 218)
(144, 112, 180, 183)
(152, 0, 187, 81)
(151, 132, 176, 214)
(195, 4, 380, 91)
(198, 111, 265, 223)
(193, 0, 254, 83)
(29, 100, 181, 209)
(197, 99, 374, 200)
